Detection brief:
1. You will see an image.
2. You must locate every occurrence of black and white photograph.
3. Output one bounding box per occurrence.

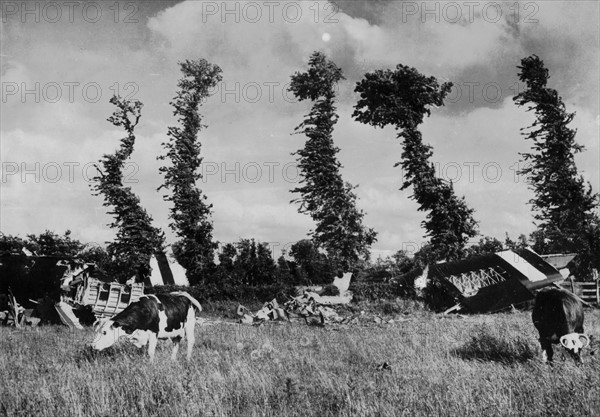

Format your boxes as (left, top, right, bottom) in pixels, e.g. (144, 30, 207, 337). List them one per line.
(1, 0, 599, 415)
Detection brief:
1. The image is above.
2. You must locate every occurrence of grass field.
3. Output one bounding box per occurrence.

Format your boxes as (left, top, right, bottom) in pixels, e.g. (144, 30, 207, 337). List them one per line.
(1, 307, 599, 417)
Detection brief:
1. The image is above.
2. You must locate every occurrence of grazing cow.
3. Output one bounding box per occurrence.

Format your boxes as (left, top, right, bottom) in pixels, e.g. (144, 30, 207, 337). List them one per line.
(91, 291, 202, 361)
(532, 288, 589, 363)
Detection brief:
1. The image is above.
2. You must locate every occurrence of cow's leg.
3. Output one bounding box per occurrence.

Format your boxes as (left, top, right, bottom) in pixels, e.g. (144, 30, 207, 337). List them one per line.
(540, 338, 553, 363)
(147, 332, 158, 362)
(185, 314, 196, 361)
(171, 336, 181, 361)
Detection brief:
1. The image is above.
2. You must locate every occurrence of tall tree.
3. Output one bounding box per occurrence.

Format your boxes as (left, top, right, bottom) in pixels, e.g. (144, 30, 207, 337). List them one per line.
(158, 59, 222, 285)
(514, 55, 599, 275)
(92, 96, 165, 282)
(288, 51, 377, 271)
(353, 64, 478, 261)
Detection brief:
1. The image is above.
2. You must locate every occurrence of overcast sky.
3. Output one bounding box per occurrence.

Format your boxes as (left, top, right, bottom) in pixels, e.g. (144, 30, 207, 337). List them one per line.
(1, 0, 598, 259)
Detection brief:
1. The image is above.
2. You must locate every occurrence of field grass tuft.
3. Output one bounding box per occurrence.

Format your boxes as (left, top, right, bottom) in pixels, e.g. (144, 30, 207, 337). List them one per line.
(451, 327, 536, 364)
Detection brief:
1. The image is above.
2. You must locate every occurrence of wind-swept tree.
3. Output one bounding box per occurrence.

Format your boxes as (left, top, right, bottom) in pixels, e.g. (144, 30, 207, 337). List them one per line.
(289, 51, 377, 271)
(92, 96, 165, 282)
(158, 59, 222, 285)
(353, 64, 478, 261)
(514, 55, 599, 275)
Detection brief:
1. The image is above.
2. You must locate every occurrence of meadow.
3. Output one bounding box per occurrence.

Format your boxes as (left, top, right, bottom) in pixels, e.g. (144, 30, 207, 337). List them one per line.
(1, 305, 599, 417)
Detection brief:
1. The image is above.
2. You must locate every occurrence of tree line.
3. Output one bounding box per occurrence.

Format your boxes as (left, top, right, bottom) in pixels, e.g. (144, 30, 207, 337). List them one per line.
(2, 53, 598, 284)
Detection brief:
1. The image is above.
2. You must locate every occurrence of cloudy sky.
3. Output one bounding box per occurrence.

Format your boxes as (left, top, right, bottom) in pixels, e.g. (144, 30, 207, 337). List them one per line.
(1, 0, 598, 259)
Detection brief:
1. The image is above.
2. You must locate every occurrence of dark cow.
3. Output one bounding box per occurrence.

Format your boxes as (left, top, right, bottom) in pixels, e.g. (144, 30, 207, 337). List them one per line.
(91, 291, 202, 361)
(532, 288, 589, 363)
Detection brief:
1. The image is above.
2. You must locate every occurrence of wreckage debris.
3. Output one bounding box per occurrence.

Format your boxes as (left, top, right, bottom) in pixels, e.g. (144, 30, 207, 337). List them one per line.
(55, 261, 144, 328)
(1, 289, 40, 328)
(426, 248, 572, 314)
(1, 253, 146, 329)
(236, 295, 344, 325)
(376, 362, 392, 372)
(237, 273, 354, 325)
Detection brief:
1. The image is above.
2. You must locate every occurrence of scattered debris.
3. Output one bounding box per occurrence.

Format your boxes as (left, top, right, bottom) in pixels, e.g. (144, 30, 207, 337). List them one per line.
(443, 304, 462, 315)
(414, 265, 430, 296)
(333, 272, 352, 293)
(237, 299, 288, 325)
(55, 301, 83, 330)
(2, 288, 39, 327)
(237, 274, 355, 325)
(236, 292, 344, 325)
(376, 362, 392, 372)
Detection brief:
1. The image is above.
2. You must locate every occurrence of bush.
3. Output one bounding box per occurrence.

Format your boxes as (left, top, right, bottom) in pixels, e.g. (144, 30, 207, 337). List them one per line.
(147, 282, 297, 306)
(320, 284, 340, 296)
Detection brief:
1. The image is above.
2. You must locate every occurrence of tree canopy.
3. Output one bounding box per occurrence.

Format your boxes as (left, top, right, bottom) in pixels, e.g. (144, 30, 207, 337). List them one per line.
(353, 64, 478, 261)
(288, 51, 377, 271)
(158, 59, 223, 285)
(514, 55, 599, 275)
(92, 96, 165, 282)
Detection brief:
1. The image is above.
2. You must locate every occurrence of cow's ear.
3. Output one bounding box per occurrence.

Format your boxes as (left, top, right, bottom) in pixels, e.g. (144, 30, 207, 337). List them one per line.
(579, 334, 590, 348)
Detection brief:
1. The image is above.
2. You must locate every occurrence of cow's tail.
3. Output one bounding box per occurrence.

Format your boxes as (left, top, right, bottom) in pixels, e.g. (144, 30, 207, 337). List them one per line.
(171, 291, 202, 314)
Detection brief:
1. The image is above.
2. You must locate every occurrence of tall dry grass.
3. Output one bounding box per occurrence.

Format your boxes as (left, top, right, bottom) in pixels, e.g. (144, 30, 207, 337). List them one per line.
(1, 309, 599, 416)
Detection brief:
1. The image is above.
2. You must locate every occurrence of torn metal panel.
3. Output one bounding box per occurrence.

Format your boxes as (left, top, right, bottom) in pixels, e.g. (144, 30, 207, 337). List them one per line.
(55, 301, 83, 329)
(332, 272, 352, 293)
(302, 291, 353, 305)
(430, 248, 564, 313)
(74, 276, 144, 318)
(540, 253, 577, 270)
(458, 279, 533, 313)
(293, 273, 354, 305)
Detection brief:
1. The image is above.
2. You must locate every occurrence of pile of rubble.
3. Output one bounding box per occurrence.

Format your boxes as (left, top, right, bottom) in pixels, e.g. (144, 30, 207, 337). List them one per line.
(237, 273, 353, 325)
(237, 295, 344, 325)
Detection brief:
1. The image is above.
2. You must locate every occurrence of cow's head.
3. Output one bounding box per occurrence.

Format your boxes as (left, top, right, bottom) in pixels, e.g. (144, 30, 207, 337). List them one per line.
(91, 319, 127, 351)
(560, 333, 590, 361)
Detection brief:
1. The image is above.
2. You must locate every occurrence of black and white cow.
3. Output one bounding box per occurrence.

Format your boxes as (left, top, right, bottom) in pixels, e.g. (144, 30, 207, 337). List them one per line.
(532, 287, 589, 363)
(91, 291, 202, 361)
